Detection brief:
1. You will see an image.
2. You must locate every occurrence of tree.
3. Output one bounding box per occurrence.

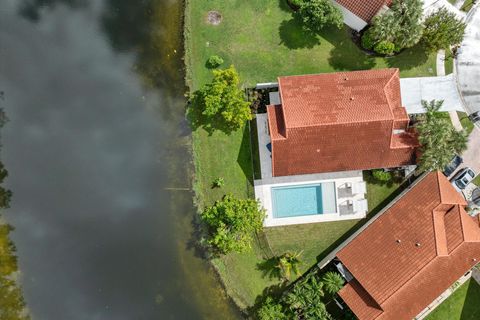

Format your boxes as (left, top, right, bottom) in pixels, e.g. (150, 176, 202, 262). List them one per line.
(276, 251, 302, 280)
(417, 100, 469, 171)
(365, 0, 423, 53)
(189, 66, 252, 134)
(284, 272, 331, 319)
(321, 271, 345, 295)
(200, 194, 265, 254)
(206, 55, 224, 68)
(422, 8, 467, 51)
(297, 0, 343, 32)
(257, 296, 287, 320)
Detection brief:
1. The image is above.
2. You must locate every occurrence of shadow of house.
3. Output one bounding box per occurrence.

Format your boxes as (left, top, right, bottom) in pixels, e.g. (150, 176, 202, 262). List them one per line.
(459, 280, 480, 319)
(237, 124, 255, 193)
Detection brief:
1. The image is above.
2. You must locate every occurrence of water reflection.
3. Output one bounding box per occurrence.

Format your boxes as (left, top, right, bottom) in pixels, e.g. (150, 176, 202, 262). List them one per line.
(1, 1, 240, 319)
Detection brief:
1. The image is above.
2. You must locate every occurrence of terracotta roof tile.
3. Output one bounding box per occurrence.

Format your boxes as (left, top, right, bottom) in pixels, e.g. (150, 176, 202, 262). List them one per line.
(336, 172, 480, 320)
(268, 69, 418, 176)
(335, 0, 392, 22)
(339, 280, 383, 320)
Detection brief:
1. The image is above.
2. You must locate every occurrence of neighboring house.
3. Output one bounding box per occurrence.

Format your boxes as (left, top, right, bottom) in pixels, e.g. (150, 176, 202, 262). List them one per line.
(331, 171, 480, 320)
(254, 69, 419, 227)
(333, 0, 463, 32)
(333, 0, 390, 31)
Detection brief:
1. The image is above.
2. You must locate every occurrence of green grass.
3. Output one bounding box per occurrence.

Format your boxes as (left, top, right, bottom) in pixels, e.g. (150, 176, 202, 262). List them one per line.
(185, 0, 436, 90)
(263, 173, 402, 278)
(445, 47, 454, 75)
(457, 112, 475, 136)
(185, 0, 435, 311)
(426, 279, 480, 320)
(461, 0, 475, 12)
(472, 175, 480, 186)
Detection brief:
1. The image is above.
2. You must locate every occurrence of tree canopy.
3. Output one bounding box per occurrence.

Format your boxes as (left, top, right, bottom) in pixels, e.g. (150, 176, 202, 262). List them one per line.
(364, 0, 423, 54)
(200, 194, 265, 254)
(417, 100, 468, 172)
(297, 0, 343, 32)
(189, 66, 252, 134)
(422, 8, 467, 51)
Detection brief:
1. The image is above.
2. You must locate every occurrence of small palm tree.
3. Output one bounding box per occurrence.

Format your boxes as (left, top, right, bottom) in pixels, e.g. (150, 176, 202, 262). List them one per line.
(212, 177, 225, 188)
(321, 271, 345, 295)
(276, 251, 302, 280)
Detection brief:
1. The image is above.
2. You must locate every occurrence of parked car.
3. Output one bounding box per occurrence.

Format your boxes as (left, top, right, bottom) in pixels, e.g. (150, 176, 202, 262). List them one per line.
(443, 155, 463, 177)
(451, 168, 476, 191)
(468, 111, 480, 124)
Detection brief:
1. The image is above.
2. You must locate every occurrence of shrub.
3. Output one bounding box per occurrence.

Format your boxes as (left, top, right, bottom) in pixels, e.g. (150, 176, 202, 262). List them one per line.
(321, 271, 345, 295)
(374, 40, 396, 55)
(200, 194, 265, 254)
(361, 30, 376, 50)
(206, 55, 224, 68)
(372, 169, 392, 182)
(212, 177, 225, 188)
(257, 297, 287, 320)
(297, 0, 343, 32)
(289, 0, 304, 7)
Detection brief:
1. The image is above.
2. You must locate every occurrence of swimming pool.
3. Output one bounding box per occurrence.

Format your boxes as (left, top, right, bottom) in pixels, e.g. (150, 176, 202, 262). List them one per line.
(271, 182, 337, 218)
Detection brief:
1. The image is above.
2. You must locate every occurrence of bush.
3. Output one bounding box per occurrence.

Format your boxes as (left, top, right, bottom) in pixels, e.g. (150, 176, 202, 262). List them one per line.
(289, 0, 304, 7)
(297, 0, 343, 32)
(200, 194, 265, 254)
(373, 41, 395, 55)
(372, 169, 392, 182)
(361, 30, 376, 50)
(212, 177, 225, 188)
(206, 55, 224, 68)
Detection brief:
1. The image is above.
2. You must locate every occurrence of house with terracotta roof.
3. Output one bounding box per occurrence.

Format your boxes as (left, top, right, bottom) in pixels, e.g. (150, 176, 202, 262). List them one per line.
(333, 0, 391, 31)
(254, 69, 419, 227)
(318, 171, 480, 319)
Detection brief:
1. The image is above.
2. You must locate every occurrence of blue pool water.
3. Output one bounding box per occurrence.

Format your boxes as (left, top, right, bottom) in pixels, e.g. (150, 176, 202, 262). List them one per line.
(272, 183, 336, 218)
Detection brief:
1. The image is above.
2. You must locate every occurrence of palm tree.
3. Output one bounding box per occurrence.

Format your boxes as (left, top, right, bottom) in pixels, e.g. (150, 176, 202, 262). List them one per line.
(284, 273, 330, 319)
(417, 99, 469, 171)
(276, 251, 302, 281)
(321, 271, 345, 295)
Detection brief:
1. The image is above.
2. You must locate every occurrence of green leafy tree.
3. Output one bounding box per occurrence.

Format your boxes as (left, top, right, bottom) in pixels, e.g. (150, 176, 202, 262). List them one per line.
(284, 272, 331, 319)
(200, 194, 265, 254)
(297, 0, 343, 32)
(276, 251, 302, 280)
(372, 169, 392, 182)
(417, 100, 469, 171)
(321, 271, 345, 295)
(257, 296, 287, 320)
(422, 8, 467, 51)
(189, 66, 252, 134)
(366, 0, 423, 53)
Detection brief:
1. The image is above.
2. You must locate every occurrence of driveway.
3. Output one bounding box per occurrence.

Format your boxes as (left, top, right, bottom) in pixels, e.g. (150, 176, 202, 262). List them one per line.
(456, 5, 480, 115)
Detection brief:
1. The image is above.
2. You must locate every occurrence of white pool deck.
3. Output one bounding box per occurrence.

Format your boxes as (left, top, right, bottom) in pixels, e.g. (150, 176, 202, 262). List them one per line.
(254, 114, 368, 227)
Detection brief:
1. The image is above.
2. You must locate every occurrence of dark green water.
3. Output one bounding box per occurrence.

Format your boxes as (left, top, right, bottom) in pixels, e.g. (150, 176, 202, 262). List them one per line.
(0, 1, 241, 319)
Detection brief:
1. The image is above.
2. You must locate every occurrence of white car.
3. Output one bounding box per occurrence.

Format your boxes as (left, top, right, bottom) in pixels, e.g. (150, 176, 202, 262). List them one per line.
(451, 168, 476, 192)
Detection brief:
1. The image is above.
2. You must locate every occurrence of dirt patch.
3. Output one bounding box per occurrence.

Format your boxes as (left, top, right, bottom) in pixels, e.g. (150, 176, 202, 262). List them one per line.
(206, 11, 222, 25)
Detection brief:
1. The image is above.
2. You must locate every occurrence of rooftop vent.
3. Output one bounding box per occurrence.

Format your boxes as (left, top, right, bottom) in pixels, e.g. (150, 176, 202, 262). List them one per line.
(416, 242, 421, 247)
(350, 97, 354, 101)
(396, 239, 401, 244)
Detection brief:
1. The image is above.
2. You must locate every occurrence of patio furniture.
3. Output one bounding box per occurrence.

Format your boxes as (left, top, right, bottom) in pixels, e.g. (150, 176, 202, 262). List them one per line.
(345, 181, 367, 195)
(343, 198, 368, 214)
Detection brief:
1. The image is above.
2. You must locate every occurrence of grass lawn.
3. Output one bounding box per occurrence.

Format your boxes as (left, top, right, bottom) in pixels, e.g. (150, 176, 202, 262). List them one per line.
(472, 175, 480, 186)
(457, 111, 475, 136)
(461, 0, 476, 12)
(185, 0, 435, 311)
(445, 47, 454, 75)
(185, 0, 436, 91)
(426, 279, 480, 320)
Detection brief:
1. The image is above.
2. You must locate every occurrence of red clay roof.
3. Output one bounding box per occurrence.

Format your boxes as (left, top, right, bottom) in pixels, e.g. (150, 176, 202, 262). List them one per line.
(268, 69, 418, 176)
(335, 0, 392, 22)
(337, 172, 480, 320)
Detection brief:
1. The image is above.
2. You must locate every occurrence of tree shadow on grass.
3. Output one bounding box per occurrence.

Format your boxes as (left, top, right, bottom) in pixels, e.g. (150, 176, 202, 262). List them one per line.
(385, 44, 430, 72)
(278, 17, 320, 49)
(327, 36, 376, 71)
(247, 281, 289, 316)
(256, 257, 282, 280)
(278, 0, 292, 12)
(459, 280, 480, 319)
